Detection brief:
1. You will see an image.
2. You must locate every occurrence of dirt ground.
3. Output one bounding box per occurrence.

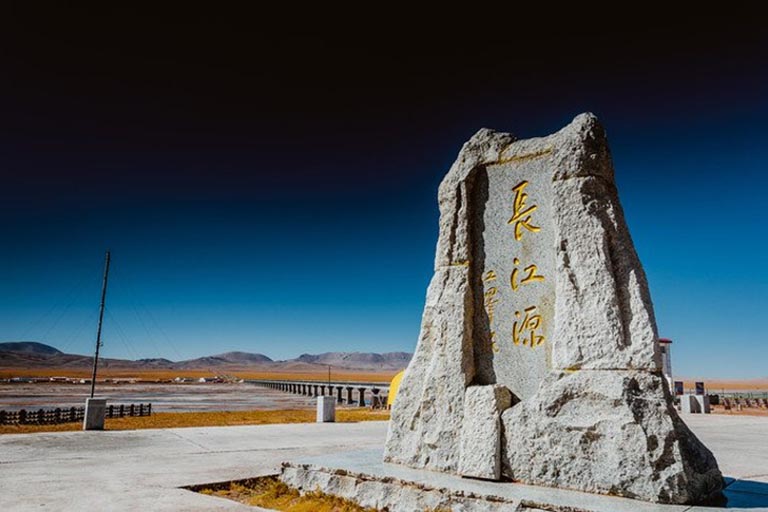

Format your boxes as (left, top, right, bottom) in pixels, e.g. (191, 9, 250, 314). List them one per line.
(0, 381, 320, 412)
(711, 404, 768, 417)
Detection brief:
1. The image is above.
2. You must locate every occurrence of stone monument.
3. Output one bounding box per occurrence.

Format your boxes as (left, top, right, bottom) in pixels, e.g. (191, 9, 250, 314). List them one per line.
(83, 397, 107, 431)
(384, 113, 723, 504)
(317, 395, 336, 422)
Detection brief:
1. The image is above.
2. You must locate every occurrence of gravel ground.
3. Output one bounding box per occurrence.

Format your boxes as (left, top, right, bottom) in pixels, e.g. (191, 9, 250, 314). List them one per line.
(0, 382, 316, 412)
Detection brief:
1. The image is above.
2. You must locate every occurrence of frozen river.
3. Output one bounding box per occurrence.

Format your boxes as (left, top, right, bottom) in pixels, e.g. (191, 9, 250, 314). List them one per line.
(0, 382, 317, 412)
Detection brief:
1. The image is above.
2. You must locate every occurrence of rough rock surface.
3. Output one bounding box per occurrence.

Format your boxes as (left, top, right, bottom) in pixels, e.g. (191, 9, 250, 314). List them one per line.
(384, 113, 723, 504)
(281, 463, 521, 512)
(384, 128, 511, 472)
(459, 385, 512, 480)
(501, 371, 723, 503)
(382, 264, 476, 472)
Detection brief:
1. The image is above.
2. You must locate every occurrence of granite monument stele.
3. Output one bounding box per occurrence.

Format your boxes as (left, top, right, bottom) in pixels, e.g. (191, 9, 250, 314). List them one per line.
(384, 113, 723, 504)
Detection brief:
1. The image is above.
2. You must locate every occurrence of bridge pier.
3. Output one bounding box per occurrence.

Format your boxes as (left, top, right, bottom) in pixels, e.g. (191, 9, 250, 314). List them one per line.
(346, 387, 353, 404)
(357, 387, 366, 407)
(250, 379, 389, 408)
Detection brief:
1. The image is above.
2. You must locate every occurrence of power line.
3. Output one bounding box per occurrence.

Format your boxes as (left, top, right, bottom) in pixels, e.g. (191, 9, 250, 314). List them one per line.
(110, 264, 185, 361)
(57, 308, 100, 354)
(110, 275, 165, 359)
(105, 308, 140, 361)
(18, 265, 100, 342)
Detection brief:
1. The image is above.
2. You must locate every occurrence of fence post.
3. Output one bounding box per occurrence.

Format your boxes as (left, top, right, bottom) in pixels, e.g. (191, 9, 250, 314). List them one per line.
(148, 403, 151, 416)
(108, 405, 113, 418)
(37, 409, 44, 424)
(119, 404, 124, 417)
(54, 408, 61, 423)
(139, 404, 144, 416)
(129, 404, 134, 416)
(0, 410, 5, 424)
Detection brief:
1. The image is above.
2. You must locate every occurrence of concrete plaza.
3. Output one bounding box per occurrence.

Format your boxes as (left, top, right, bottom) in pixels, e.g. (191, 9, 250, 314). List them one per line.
(0, 415, 766, 511)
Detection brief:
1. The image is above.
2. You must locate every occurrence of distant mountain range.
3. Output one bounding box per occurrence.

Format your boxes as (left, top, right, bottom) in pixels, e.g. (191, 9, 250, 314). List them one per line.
(0, 341, 411, 372)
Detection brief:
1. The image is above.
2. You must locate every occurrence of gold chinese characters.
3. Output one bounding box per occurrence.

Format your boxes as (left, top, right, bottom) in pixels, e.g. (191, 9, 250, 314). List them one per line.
(483, 270, 501, 353)
(507, 181, 540, 241)
(508, 180, 546, 349)
(482, 178, 548, 352)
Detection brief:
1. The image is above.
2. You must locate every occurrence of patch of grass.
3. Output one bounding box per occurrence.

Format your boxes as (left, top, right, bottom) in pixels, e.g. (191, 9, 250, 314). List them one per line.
(195, 476, 376, 512)
(0, 408, 390, 434)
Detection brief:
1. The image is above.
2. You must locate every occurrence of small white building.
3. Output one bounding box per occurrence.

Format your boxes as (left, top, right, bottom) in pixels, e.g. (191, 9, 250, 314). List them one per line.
(659, 337, 673, 393)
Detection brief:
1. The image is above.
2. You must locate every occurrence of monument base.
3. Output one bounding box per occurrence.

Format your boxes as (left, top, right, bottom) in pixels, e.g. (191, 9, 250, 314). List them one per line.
(279, 449, 730, 512)
(83, 398, 107, 430)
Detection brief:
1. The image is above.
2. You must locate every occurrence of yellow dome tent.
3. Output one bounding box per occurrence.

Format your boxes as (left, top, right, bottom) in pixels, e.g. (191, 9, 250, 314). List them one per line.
(387, 369, 405, 408)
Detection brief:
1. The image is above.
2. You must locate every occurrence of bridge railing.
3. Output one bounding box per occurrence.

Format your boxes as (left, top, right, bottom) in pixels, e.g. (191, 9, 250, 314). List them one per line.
(247, 379, 390, 408)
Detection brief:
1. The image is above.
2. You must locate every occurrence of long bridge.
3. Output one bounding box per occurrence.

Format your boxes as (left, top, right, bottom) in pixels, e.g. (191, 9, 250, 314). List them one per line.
(247, 379, 390, 407)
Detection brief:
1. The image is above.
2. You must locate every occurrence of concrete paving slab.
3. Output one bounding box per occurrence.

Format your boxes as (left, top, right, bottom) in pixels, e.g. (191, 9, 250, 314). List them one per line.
(681, 414, 768, 480)
(0, 414, 765, 511)
(0, 421, 389, 511)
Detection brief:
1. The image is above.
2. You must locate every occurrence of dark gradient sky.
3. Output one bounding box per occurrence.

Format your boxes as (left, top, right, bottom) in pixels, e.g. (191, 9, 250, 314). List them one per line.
(1, 8, 766, 377)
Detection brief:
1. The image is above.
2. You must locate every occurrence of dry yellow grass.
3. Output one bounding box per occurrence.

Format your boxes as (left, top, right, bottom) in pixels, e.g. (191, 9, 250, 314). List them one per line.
(195, 476, 376, 511)
(0, 368, 397, 382)
(0, 408, 390, 435)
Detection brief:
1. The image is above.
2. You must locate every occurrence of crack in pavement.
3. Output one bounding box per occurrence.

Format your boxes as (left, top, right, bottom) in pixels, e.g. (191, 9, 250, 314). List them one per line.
(166, 430, 211, 451)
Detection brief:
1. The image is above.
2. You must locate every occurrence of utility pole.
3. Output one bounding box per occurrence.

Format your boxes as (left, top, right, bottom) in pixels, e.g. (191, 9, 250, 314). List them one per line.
(89, 250, 111, 399)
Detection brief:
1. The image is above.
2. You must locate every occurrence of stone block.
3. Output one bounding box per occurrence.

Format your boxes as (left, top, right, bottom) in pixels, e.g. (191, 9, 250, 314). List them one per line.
(458, 384, 512, 480)
(501, 372, 722, 503)
(681, 394, 702, 414)
(83, 398, 106, 431)
(697, 394, 711, 414)
(384, 114, 723, 504)
(682, 394, 710, 414)
(317, 396, 335, 422)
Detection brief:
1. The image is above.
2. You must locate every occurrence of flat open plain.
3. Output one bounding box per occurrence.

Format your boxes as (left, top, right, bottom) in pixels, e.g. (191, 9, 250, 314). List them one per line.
(0, 382, 316, 412)
(0, 415, 766, 511)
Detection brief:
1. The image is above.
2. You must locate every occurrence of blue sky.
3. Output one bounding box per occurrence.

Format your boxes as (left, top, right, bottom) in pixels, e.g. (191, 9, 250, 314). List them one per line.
(3, 107, 766, 378)
(1, 10, 766, 378)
